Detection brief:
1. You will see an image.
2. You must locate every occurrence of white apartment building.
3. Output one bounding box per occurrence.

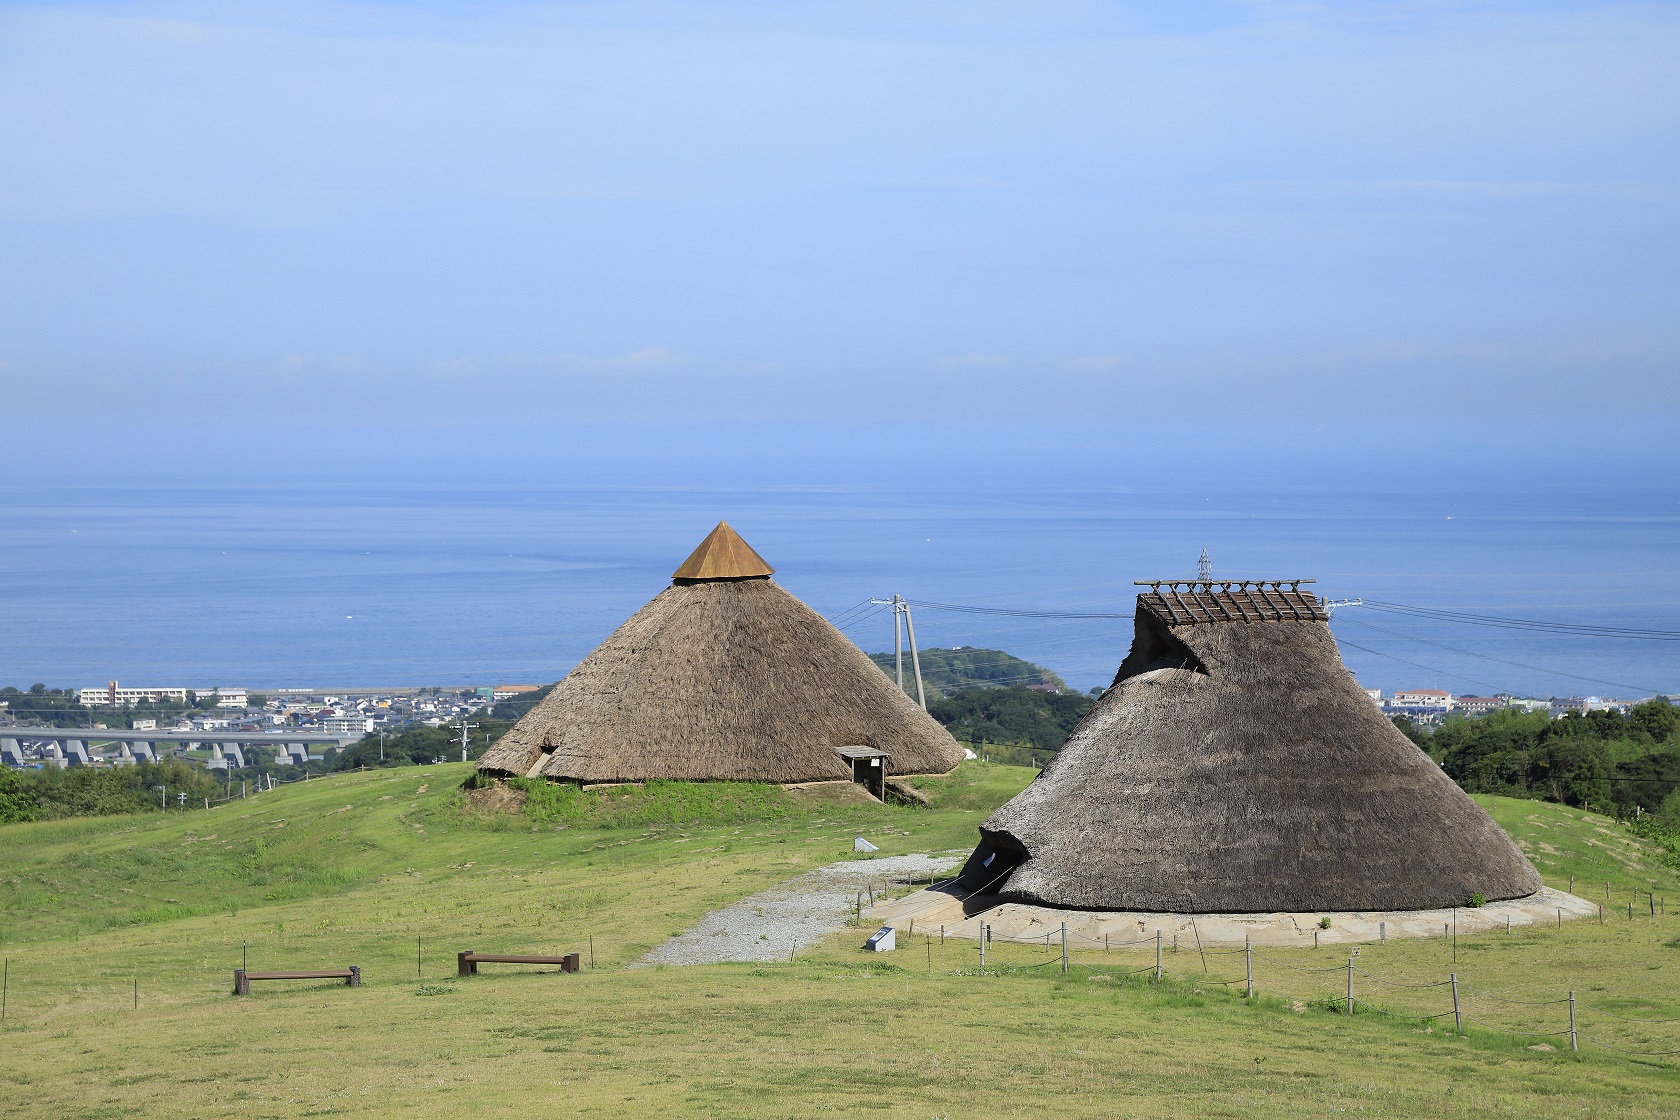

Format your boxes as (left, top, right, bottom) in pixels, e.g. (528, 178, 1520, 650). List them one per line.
(77, 682, 248, 708)
(1390, 688, 1454, 708)
(79, 682, 190, 707)
(321, 716, 375, 737)
(1455, 696, 1507, 715)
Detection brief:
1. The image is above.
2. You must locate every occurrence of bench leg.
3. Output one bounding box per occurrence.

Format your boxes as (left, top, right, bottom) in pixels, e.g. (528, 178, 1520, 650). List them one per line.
(234, 969, 249, 996)
(348, 966, 360, 988)
(459, 951, 473, 978)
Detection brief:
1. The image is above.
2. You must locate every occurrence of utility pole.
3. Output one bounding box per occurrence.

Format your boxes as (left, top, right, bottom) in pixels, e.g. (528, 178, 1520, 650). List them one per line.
(378, 729, 388, 764)
(893, 595, 904, 690)
(156, 785, 166, 811)
(454, 717, 479, 764)
(872, 596, 927, 710)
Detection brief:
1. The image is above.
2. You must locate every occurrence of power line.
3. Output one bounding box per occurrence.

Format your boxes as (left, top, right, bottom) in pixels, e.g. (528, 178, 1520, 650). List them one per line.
(1362, 601, 1680, 641)
(1331, 635, 1515, 695)
(1334, 615, 1670, 696)
(906, 599, 1130, 620)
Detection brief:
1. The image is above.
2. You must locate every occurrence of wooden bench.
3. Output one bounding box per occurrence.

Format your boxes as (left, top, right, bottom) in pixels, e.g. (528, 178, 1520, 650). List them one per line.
(234, 966, 360, 995)
(458, 951, 579, 977)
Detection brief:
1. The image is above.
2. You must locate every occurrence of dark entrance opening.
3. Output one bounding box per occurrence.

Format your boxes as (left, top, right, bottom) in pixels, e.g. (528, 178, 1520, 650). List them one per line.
(836, 746, 889, 800)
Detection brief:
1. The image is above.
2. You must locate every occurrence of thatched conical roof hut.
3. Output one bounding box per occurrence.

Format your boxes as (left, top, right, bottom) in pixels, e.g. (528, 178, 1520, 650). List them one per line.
(962, 580, 1541, 913)
(477, 522, 964, 784)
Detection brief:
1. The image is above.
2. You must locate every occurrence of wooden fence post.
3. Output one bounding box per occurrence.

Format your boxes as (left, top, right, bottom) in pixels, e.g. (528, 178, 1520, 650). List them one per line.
(1450, 973, 1461, 1033)
(1569, 990, 1577, 1053)
(1346, 957, 1354, 1015)
(1154, 930, 1162, 982)
(1060, 924, 1068, 973)
(1245, 937, 1253, 999)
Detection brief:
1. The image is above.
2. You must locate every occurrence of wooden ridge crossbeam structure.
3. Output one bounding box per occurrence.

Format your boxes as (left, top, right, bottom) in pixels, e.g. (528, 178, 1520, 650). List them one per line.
(233, 966, 360, 995)
(1133, 579, 1327, 625)
(457, 950, 580, 976)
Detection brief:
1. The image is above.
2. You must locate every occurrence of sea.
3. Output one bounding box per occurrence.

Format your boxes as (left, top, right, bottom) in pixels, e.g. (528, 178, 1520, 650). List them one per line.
(3, 480, 1678, 700)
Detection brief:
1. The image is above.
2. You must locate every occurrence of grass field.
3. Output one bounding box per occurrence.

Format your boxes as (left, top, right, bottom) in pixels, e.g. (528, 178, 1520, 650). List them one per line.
(1, 762, 1677, 1118)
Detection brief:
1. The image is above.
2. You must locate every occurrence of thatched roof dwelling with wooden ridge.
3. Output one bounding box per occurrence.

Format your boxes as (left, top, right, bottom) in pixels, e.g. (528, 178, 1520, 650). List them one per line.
(477, 522, 964, 784)
(961, 579, 1541, 913)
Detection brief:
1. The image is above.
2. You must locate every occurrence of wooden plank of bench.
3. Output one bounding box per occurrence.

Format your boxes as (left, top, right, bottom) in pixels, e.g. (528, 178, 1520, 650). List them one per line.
(234, 966, 360, 995)
(467, 955, 572, 965)
(459, 951, 579, 976)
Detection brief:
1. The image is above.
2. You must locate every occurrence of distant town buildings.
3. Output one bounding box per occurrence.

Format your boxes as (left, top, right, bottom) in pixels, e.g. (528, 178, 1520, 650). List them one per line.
(1361, 686, 1648, 725)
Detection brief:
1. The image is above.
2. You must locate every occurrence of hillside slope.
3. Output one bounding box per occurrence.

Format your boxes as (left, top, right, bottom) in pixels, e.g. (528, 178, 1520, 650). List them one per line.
(1, 770, 1677, 1118)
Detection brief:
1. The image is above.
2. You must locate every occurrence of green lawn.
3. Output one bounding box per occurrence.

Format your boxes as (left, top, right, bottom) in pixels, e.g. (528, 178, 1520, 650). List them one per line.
(1, 763, 1676, 1118)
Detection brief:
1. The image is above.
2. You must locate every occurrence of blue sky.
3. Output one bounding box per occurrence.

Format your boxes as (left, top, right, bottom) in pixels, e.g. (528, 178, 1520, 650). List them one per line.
(2, 0, 1676, 435)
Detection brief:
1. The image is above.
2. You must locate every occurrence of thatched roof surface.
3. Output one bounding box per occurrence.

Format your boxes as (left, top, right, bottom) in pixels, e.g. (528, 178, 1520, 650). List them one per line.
(671, 522, 774, 580)
(964, 584, 1541, 913)
(477, 529, 962, 783)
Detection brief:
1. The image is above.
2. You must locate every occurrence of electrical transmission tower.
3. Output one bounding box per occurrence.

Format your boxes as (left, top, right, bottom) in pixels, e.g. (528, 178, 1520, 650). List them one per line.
(1197, 549, 1212, 581)
(870, 595, 927, 710)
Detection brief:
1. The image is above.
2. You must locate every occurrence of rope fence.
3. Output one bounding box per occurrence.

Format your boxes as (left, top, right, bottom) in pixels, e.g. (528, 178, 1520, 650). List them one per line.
(942, 918, 1680, 1061)
(3, 926, 1680, 1067)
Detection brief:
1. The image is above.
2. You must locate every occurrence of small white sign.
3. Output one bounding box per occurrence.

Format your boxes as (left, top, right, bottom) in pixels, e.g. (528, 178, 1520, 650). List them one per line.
(853, 837, 878, 852)
(864, 926, 896, 952)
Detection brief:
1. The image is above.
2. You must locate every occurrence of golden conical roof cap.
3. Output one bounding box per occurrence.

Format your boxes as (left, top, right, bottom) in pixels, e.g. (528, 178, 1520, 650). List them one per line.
(671, 522, 775, 581)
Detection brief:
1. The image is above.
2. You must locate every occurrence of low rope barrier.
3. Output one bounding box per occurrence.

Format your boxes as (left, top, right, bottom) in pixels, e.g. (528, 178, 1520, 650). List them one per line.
(1459, 1017, 1574, 1038)
(1582, 1039, 1680, 1058)
(1583, 1008, 1680, 1024)
(1461, 986, 1571, 1006)
(1351, 967, 1451, 989)
(1250, 953, 1345, 974)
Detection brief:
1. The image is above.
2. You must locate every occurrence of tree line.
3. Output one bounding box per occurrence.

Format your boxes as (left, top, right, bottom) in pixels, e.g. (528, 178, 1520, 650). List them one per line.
(1394, 700, 1680, 818)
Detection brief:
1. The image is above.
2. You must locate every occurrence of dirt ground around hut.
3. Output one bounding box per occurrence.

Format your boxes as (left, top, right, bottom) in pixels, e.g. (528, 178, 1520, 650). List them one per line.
(872, 884, 1602, 949)
(638, 852, 963, 965)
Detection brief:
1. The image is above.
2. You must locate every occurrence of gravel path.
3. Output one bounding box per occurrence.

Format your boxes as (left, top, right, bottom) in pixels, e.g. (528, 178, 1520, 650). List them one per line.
(638, 852, 963, 966)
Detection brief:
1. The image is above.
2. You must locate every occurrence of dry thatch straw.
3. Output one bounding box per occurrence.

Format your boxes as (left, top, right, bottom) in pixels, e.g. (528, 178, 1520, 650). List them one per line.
(477, 522, 963, 784)
(963, 581, 1542, 913)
